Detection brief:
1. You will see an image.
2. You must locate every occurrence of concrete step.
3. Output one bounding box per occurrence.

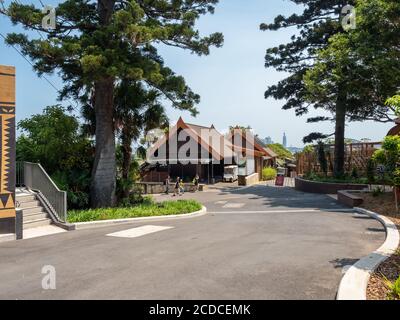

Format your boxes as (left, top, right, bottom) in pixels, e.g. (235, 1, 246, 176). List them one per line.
(23, 212, 48, 222)
(18, 200, 40, 209)
(23, 218, 52, 229)
(16, 194, 36, 203)
(21, 206, 43, 215)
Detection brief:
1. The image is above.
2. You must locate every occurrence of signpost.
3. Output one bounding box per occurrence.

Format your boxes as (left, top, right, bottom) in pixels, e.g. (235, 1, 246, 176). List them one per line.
(275, 175, 285, 187)
(0, 65, 16, 237)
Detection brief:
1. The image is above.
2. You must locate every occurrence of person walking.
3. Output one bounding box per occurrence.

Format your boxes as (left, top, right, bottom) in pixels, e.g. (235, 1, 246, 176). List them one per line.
(173, 177, 180, 197)
(165, 175, 171, 195)
(193, 174, 200, 192)
(179, 178, 185, 196)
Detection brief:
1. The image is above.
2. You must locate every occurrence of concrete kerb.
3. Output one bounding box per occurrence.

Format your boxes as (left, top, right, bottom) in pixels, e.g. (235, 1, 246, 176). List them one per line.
(72, 206, 208, 230)
(336, 207, 400, 300)
(0, 233, 15, 243)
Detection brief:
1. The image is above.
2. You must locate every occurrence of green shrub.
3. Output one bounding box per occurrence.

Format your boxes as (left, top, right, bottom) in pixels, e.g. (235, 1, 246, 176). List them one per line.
(384, 274, 400, 300)
(262, 167, 277, 181)
(304, 173, 368, 185)
(17, 106, 93, 209)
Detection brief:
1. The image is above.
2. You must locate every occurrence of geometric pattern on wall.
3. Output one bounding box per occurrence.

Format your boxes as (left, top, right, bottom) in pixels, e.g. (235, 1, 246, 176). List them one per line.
(0, 65, 16, 219)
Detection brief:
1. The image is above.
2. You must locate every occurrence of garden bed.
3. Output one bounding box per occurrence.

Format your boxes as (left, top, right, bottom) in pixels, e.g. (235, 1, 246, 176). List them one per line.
(67, 200, 202, 223)
(294, 177, 368, 194)
(357, 192, 400, 300)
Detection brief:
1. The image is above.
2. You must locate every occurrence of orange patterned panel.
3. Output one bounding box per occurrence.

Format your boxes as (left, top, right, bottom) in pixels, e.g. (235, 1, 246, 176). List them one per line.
(0, 65, 15, 219)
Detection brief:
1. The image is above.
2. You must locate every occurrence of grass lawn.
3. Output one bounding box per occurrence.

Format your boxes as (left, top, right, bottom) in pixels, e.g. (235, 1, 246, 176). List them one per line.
(67, 200, 203, 223)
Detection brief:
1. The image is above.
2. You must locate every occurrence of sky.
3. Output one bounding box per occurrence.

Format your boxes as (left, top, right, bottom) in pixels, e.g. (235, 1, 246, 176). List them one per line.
(0, 0, 393, 147)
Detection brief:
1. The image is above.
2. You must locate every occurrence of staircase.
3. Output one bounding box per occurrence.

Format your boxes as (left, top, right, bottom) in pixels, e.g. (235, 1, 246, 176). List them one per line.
(16, 189, 52, 230)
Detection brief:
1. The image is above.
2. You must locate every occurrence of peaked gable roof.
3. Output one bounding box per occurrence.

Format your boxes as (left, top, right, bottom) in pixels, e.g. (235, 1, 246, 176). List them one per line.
(227, 129, 277, 158)
(148, 117, 234, 161)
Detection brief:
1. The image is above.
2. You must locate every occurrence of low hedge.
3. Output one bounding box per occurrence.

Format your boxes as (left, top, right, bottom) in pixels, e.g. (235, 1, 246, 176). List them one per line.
(262, 167, 277, 181)
(67, 200, 202, 223)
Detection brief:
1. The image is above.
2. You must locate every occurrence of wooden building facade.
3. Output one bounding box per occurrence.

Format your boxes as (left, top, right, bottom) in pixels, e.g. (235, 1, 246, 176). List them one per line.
(142, 118, 277, 183)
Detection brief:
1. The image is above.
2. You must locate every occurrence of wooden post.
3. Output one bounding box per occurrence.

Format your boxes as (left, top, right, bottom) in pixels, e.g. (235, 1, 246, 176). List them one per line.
(0, 65, 16, 235)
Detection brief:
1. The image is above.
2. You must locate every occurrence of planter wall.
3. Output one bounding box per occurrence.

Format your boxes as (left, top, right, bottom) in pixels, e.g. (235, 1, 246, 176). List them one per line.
(295, 177, 368, 194)
(137, 182, 203, 194)
(337, 190, 364, 208)
(238, 173, 259, 186)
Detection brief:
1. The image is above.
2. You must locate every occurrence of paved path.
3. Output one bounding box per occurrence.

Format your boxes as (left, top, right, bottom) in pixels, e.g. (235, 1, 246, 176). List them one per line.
(0, 184, 385, 299)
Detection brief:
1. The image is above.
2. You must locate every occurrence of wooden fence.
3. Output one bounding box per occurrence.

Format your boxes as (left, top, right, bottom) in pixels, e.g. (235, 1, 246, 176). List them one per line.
(296, 142, 382, 176)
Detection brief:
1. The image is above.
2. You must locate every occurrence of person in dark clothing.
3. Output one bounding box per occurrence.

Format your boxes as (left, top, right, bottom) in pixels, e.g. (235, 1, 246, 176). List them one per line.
(193, 174, 200, 192)
(165, 176, 171, 194)
(173, 177, 180, 197)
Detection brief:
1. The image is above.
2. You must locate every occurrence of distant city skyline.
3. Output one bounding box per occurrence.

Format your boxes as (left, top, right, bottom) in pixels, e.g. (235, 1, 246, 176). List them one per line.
(283, 133, 287, 148)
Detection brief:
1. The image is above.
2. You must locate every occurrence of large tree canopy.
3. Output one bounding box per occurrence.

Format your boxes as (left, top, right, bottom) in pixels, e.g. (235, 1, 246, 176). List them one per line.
(260, 0, 352, 116)
(2, 0, 223, 207)
(261, 0, 353, 177)
(304, 0, 400, 125)
(261, 0, 400, 177)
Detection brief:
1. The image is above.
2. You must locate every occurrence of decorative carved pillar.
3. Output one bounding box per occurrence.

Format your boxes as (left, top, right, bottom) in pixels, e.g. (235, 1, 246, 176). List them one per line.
(0, 65, 16, 235)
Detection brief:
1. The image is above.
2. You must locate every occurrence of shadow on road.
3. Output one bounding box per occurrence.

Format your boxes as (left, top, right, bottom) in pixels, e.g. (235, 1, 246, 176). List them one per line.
(213, 184, 349, 211)
(329, 258, 360, 269)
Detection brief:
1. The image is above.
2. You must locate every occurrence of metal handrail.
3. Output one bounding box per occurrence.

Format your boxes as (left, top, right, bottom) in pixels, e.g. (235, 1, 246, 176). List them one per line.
(20, 162, 67, 222)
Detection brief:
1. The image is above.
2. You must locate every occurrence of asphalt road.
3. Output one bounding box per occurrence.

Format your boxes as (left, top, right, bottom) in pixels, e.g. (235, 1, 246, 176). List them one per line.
(0, 184, 385, 300)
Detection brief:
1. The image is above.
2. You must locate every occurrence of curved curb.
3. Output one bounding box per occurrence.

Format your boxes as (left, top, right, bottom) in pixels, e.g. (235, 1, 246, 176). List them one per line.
(72, 206, 207, 230)
(336, 207, 400, 300)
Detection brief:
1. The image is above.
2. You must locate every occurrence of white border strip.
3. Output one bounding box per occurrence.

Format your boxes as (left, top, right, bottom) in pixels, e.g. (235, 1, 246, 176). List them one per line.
(337, 207, 400, 300)
(73, 206, 207, 230)
(209, 208, 354, 214)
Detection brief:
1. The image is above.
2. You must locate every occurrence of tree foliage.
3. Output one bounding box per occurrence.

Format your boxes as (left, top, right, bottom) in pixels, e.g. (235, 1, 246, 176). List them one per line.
(261, 0, 351, 116)
(17, 106, 93, 209)
(261, 0, 353, 177)
(304, 0, 400, 124)
(266, 143, 293, 159)
(2, 0, 223, 207)
(262, 0, 400, 177)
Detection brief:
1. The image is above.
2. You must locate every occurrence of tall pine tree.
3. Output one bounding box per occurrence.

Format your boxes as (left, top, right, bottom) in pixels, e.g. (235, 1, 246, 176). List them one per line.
(304, 0, 400, 131)
(2, 0, 223, 207)
(261, 0, 353, 177)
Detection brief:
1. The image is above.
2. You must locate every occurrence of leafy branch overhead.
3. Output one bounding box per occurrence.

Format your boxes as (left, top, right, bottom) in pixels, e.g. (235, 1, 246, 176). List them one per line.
(262, 0, 400, 177)
(1, 0, 224, 208)
(1, 0, 223, 112)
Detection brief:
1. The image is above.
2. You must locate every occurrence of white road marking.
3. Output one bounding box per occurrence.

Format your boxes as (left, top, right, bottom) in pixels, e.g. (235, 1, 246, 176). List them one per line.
(215, 201, 228, 205)
(222, 203, 245, 209)
(106, 225, 174, 238)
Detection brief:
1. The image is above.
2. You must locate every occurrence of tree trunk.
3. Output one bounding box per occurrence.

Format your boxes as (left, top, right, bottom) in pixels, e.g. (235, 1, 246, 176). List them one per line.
(90, 78, 116, 208)
(333, 89, 346, 178)
(90, 0, 116, 208)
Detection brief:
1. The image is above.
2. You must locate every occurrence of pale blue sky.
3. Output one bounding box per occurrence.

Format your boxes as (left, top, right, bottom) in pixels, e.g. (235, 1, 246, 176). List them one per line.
(0, 0, 392, 146)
